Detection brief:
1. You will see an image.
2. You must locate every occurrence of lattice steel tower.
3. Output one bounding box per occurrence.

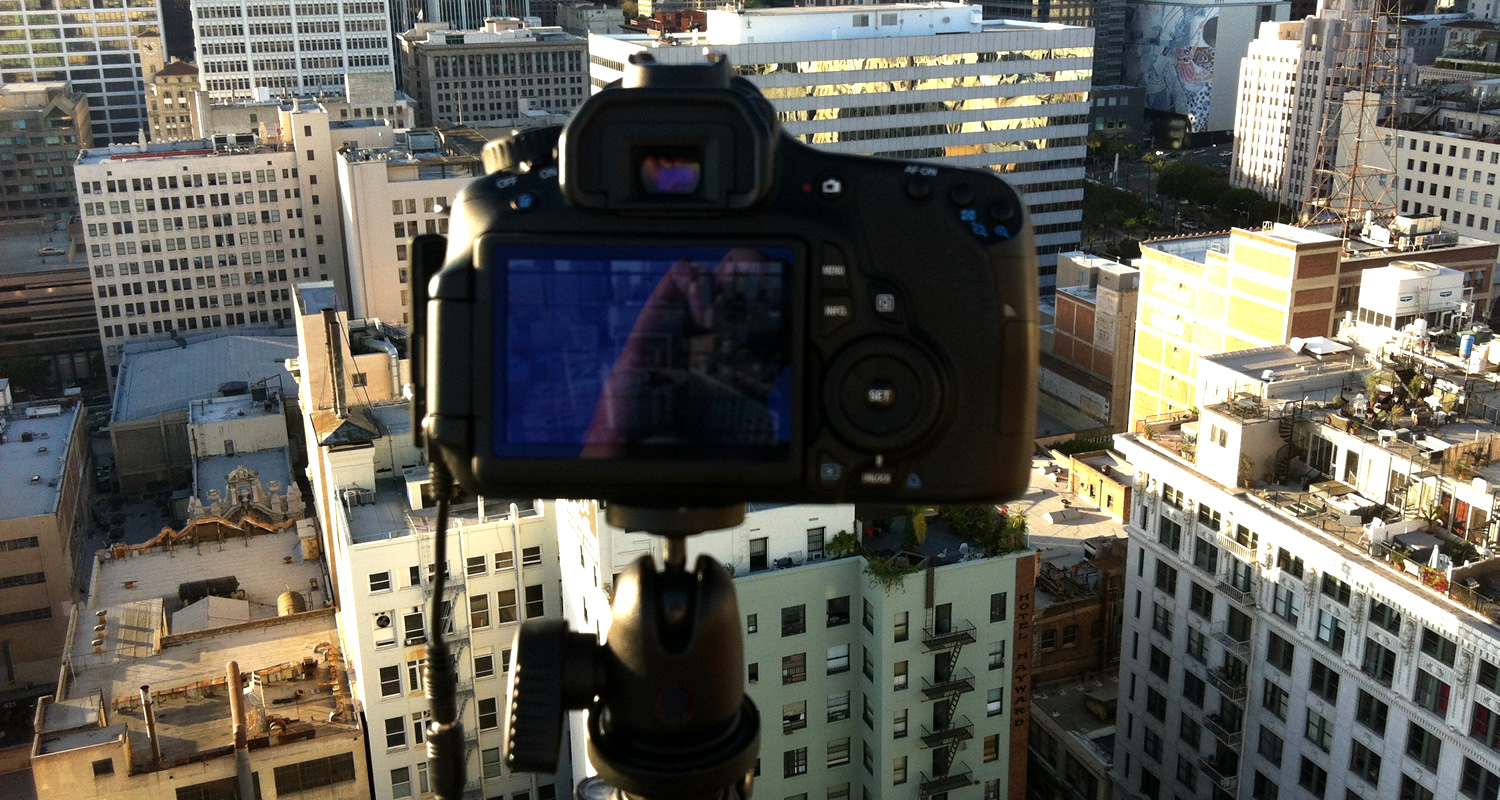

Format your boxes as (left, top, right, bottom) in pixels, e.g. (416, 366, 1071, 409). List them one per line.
(1298, 0, 1402, 235)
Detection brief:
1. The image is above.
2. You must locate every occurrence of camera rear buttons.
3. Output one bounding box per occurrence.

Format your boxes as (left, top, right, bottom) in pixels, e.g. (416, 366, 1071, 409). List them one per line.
(509, 193, 537, 212)
(815, 174, 845, 202)
(905, 178, 932, 201)
(820, 297, 854, 336)
(820, 245, 849, 290)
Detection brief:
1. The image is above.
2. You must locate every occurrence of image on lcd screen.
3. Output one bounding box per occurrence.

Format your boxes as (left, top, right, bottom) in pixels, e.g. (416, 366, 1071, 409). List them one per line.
(497, 245, 794, 459)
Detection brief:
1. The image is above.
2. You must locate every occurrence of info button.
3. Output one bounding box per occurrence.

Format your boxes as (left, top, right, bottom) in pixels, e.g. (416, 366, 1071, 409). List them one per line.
(820, 297, 855, 336)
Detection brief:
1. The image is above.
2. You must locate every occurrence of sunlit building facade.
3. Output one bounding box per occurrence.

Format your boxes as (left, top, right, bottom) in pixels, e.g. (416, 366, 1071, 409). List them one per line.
(588, 2, 1093, 294)
(190, 0, 395, 99)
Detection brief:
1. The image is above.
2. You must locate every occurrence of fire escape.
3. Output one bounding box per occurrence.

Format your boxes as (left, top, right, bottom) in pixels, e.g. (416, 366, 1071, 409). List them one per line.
(918, 611, 977, 800)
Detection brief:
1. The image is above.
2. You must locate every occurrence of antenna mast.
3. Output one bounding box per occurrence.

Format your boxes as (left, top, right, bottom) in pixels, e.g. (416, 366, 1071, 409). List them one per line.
(1298, 0, 1402, 236)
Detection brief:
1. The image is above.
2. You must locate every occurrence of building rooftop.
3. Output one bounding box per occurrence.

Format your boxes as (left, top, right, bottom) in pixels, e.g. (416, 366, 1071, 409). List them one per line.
(295, 283, 341, 316)
(78, 139, 290, 165)
(48, 524, 344, 768)
(114, 332, 298, 422)
(0, 405, 80, 520)
(1201, 341, 1355, 383)
(189, 393, 283, 425)
(1142, 233, 1222, 264)
(1034, 673, 1118, 742)
(194, 449, 292, 508)
(154, 60, 199, 77)
(1249, 222, 1342, 246)
(0, 219, 81, 276)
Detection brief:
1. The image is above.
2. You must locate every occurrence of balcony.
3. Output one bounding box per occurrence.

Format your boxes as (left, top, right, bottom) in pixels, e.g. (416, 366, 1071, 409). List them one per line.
(919, 765, 973, 798)
(1208, 667, 1247, 703)
(1205, 713, 1243, 746)
(1215, 578, 1256, 607)
(920, 715, 974, 748)
(1196, 757, 1240, 791)
(921, 668, 976, 700)
(922, 621, 976, 651)
(1218, 530, 1258, 563)
(1211, 622, 1251, 658)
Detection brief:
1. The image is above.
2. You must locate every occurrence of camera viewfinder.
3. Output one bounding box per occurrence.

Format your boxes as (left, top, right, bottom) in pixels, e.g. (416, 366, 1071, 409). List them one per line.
(639, 149, 703, 196)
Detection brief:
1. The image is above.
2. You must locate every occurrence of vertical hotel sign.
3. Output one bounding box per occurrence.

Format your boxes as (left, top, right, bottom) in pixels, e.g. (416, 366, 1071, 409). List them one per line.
(1007, 551, 1036, 800)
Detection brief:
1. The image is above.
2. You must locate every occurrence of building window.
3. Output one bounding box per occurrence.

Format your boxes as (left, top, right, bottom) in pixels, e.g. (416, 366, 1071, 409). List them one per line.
(782, 653, 806, 684)
(379, 665, 400, 696)
(474, 654, 494, 679)
(1146, 687, 1166, 720)
(1407, 722, 1442, 771)
(482, 747, 502, 779)
(782, 700, 807, 733)
(893, 611, 907, 642)
(524, 584, 544, 617)
(1258, 725, 1284, 765)
(827, 691, 849, 722)
(1369, 599, 1401, 634)
(466, 555, 486, 576)
(893, 708, 907, 738)
(893, 660, 907, 690)
(1420, 627, 1458, 666)
(807, 527, 825, 560)
(987, 688, 1004, 716)
(1462, 758, 1500, 799)
(826, 644, 850, 674)
(783, 747, 808, 778)
(1315, 610, 1346, 654)
(92, 759, 113, 777)
(1272, 583, 1301, 624)
(1298, 757, 1327, 798)
(782, 604, 806, 636)
(893, 756, 907, 785)
(1363, 639, 1396, 686)
(522, 545, 543, 565)
(1320, 574, 1351, 605)
(990, 592, 1008, 622)
(498, 589, 518, 623)
(1308, 659, 1340, 703)
(1149, 645, 1171, 680)
(1276, 548, 1304, 577)
(1263, 680, 1289, 721)
(1267, 631, 1295, 673)
(1415, 670, 1451, 717)
(1304, 708, 1333, 752)
(826, 738, 850, 768)
(827, 596, 849, 627)
(391, 767, 412, 799)
(750, 537, 768, 571)
(1403, 774, 1435, 800)
(1356, 690, 1389, 735)
(470, 594, 490, 629)
(478, 697, 499, 730)
(1349, 740, 1382, 785)
(1155, 561, 1178, 596)
(369, 571, 391, 592)
(747, 613, 758, 634)
(983, 733, 999, 762)
(1188, 583, 1212, 620)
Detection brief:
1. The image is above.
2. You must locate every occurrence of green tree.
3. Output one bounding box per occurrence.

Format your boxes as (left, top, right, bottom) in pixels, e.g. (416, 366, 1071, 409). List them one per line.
(621, 0, 638, 19)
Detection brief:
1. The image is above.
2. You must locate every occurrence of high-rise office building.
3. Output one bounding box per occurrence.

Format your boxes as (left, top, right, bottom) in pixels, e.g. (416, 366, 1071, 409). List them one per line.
(1230, 18, 1343, 210)
(74, 101, 388, 373)
(588, 2, 1093, 294)
(559, 504, 1040, 800)
(397, 19, 588, 128)
(1110, 330, 1500, 800)
(0, 82, 91, 222)
(1127, 222, 1499, 427)
(978, 0, 1125, 86)
(0, 0, 162, 144)
(190, 0, 395, 99)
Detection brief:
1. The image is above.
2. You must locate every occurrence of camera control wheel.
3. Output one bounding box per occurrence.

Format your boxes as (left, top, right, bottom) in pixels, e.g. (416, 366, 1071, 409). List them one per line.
(823, 338, 943, 453)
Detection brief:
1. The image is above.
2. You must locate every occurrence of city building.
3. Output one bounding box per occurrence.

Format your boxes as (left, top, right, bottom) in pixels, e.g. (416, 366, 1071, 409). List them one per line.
(398, 20, 589, 128)
(0, 220, 103, 391)
(1108, 326, 1500, 800)
(978, 0, 1126, 86)
(1043, 252, 1139, 432)
(109, 330, 297, 494)
(290, 285, 570, 800)
(336, 128, 485, 325)
(0, 401, 89, 688)
(1123, 0, 1290, 143)
(1230, 17, 1343, 211)
(0, 83, 92, 223)
(555, 2, 624, 36)
(588, 2, 1093, 293)
(184, 391, 303, 524)
(189, 0, 395, 100)
(30, 519, 371, 800)
(1088, 85, 1145, 145)
(139, 37, 206, 144)
(0, 0, 162, 144)
(74, 99, 400, 370)
(1361, 115, 1500, 243)
(1028, 674, 1117, 800)
(1400, 13, 1467, 66)
(1127, 221, 1499, 427)
(559, 502, 1039, 800)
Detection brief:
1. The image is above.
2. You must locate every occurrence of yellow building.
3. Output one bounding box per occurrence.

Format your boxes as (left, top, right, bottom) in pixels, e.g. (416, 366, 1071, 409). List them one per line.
(1129, 220, 1499, 427)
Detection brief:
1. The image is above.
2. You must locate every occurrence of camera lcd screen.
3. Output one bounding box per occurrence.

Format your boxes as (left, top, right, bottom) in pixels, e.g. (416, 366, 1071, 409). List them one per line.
(495, 244, 795, 461)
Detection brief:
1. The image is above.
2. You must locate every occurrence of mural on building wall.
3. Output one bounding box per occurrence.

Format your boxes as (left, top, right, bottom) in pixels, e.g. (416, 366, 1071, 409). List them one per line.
(1125, 4, 1219, 133)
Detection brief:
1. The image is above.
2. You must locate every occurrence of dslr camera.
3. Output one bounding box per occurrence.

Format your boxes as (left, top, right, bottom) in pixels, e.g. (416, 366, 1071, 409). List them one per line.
(420, 53, 1038, 506)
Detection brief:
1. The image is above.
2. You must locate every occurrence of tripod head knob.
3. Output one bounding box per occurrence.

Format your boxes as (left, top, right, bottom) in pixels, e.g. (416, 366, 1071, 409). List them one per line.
(504, 619, 603, 772)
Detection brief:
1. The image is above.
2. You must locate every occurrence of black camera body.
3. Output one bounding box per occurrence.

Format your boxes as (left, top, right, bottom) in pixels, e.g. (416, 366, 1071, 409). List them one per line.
(421, 55, 1037, 506)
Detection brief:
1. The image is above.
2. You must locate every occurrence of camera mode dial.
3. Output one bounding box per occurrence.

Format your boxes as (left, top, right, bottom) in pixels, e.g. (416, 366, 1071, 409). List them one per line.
(823, 338, 943, 453)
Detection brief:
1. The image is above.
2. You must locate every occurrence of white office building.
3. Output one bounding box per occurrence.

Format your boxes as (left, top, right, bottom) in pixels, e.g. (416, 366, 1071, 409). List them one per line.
(190, 0, 395, 99)
(74, 101, 396, 373)
(559, 503, 1040, 800)
(1365, 117, 1500, 243)
(588, 2, 1093, 294)
(0, 0, 163, 144)
(1111, 339, 1500, 800)
(1230, 18, 1343, 210)
(291, 286, 572, 800)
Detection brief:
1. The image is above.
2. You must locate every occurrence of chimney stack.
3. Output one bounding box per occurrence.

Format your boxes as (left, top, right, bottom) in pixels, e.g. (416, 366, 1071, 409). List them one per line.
(227, 661, 254, 800)
(140, 685, 163, 767)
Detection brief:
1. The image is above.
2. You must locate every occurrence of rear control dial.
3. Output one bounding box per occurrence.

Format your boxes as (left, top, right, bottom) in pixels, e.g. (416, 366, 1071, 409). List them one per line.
(823, 338, 943, 452)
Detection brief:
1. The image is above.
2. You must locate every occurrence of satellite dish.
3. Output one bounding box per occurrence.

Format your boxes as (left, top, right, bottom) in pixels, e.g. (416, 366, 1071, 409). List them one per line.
(375, 613, 392, 628)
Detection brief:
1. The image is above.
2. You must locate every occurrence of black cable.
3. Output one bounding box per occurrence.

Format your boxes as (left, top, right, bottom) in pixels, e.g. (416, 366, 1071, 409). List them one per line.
(425, 456, 465, 800)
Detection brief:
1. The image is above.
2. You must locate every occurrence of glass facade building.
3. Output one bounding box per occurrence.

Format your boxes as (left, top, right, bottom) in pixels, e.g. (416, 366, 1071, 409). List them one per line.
(0, 0, 162, 144)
